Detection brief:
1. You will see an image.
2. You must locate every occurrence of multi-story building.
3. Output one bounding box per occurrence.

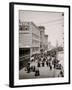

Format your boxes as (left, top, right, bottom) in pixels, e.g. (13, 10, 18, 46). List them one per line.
(38, 26, 45, 52)
(19, 22, 40, 69)
(19, 22, 49, 69)
(44, 35, 48, 51)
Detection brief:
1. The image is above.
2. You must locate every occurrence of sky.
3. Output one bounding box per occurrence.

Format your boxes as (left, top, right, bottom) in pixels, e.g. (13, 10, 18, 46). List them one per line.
(19, 10, 64, 47)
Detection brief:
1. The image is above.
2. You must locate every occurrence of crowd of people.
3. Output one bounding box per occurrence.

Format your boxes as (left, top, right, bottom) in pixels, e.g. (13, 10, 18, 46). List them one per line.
(24, 52, 64, 77)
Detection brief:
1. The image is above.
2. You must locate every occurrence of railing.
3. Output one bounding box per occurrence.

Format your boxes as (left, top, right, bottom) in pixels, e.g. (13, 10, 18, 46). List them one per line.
(19, 54, 30, 62)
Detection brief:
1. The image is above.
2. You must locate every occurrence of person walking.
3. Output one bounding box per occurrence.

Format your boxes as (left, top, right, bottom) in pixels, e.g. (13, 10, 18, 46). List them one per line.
(48, 57, 52, 70)
(42, 60, 44, 67)
(46, 60, 48, 66)
(58, 70, 64, 77)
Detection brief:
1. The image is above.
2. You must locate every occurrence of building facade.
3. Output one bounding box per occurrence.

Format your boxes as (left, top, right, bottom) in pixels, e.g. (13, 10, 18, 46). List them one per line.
(38, 26, 45, 52)
(44, 35, 48, 51)
(19, 22, 40, 58)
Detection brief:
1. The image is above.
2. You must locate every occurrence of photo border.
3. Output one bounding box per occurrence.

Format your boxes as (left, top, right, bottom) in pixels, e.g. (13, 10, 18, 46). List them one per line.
(9, 2, 70, 87)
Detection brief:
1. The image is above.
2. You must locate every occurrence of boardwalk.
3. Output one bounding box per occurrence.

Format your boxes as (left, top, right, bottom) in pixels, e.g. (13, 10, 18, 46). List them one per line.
(19, 60, 61, 79)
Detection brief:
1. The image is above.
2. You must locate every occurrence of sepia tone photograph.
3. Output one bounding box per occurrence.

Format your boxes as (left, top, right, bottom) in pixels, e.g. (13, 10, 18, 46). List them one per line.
(19, 10, 64, 79)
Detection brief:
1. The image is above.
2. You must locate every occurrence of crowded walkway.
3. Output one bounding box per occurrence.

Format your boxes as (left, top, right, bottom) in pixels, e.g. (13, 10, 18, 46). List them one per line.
(19, 52, 64, 79)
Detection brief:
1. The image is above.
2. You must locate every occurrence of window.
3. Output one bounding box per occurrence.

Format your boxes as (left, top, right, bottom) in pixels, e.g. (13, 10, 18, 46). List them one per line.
(19, 25, 29, 31)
